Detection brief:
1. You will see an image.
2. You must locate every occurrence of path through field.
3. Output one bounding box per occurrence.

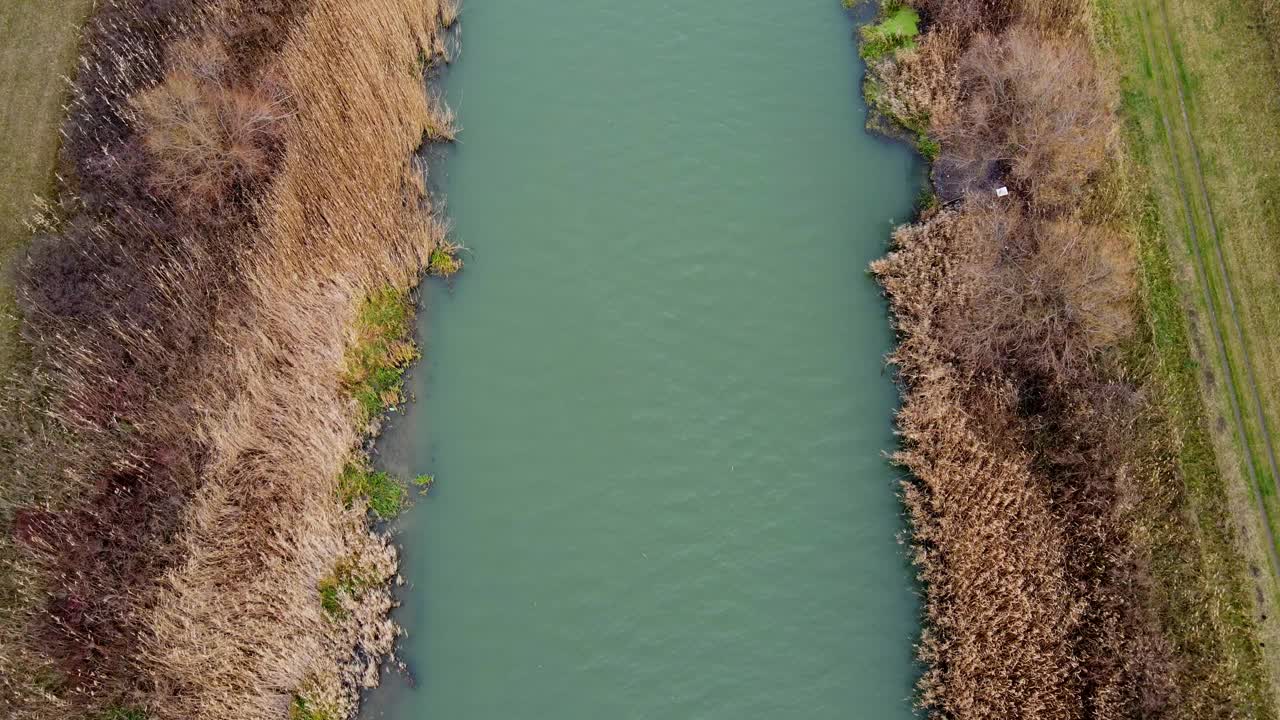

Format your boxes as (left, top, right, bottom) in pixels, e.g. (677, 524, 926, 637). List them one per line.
(1136, 0, 1280, 581)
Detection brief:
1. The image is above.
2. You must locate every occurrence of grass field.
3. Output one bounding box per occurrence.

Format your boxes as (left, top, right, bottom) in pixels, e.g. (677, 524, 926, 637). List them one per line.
(0, 1, 94, 375)
(1096, 0, 1280, 701)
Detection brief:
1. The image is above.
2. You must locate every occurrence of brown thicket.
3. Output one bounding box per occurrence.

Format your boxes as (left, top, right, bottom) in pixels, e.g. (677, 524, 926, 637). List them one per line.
(938, 28, 1115, 211)
(133, 67, 289, 216)
(944, 204, 1133, 381)
(868, 1, 1239, 718)
(912, 0, 1086, 36)
(877, 205, 1158, 718)
(1, 0, 455, 718)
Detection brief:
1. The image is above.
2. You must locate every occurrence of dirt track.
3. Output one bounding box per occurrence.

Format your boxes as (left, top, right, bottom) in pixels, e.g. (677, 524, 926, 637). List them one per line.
(1140, 0, 1280, 574)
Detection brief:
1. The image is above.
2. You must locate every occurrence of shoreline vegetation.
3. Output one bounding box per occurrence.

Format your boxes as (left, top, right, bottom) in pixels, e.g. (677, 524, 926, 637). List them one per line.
(0, 1, 460, 719)
(859, 0, 1277, 717)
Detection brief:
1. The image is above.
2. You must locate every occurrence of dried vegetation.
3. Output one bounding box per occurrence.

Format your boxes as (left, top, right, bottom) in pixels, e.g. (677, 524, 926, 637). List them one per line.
(0, 0, 458, 718)
(866, 0, 1275, 718)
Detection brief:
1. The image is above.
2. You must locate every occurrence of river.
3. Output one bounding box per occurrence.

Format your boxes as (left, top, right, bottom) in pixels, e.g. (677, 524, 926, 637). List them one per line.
(365, 1, 922, 717)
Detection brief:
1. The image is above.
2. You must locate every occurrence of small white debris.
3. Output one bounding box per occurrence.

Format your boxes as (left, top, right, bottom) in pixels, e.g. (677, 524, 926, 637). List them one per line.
(995, 186, 1010, 197)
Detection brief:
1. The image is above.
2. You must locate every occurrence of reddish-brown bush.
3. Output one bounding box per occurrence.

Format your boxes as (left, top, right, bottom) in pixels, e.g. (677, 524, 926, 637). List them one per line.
(943, 203, 1134, 383)
(911, 0, 1087, 36)
(876, 202, 1163, 718)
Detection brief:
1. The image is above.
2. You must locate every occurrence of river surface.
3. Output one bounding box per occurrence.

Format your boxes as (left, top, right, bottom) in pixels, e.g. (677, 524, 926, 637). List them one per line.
(366, 1, 921, 717)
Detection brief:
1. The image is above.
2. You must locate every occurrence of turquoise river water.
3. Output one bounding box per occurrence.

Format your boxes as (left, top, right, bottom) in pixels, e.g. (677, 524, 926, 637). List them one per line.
(366, 1, 922, 717)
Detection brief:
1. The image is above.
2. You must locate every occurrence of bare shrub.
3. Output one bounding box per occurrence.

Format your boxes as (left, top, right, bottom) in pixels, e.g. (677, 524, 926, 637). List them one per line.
(876, 203, 1135, 386)
(217, 0, 314, 78)
(876, 204, 1160, 719)
(134, 68, 290, 215)
(944, 203, 1135, 383)
(937, 27, 1115, 210)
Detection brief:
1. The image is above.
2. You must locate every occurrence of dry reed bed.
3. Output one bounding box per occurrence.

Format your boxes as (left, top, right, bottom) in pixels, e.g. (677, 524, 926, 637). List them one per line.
(144, 1, 449, 717)
(869, 0, 1272, 717)
(2, 0, 455, 718)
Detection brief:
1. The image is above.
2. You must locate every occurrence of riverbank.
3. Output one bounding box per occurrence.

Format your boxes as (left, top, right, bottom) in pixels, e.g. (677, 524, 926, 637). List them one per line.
(1, 1, 457, 718)
(862, 0, 1275, 717)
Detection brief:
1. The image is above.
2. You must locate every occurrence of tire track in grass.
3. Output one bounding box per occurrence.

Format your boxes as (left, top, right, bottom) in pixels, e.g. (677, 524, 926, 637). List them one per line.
(1158, 0, 1280, 500)
(1140, 0, 1280, 576)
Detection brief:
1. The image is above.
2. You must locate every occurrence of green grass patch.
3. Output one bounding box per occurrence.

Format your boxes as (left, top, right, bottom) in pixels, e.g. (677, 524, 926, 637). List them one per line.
(429, 246, 462, 277)
(915, 188, 940, 213)
(863, 71, 931, 143)
(915, 133, 940, 161)
(343, 286, 418, 429)
(0, 0, 96, 377)
(337, 460, 406, 519)
(1134, 194, 1221, 490)
(1132, 186, 1278, 718)
(290, 695, 339, 720)
(317, 558, 378, 619)
(859, 5, 920, 61)
(317, 579, 344, 618)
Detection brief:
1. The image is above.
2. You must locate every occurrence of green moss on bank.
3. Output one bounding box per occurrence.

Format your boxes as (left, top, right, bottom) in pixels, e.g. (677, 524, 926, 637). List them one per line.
(343, 286, 419, 429)
(429, 245, 462, 277)
(859, 4, 919, 61)
(317, 558, 378, 619)
(290, 695, 339, 720)
(858, 6, 934, 158)
(334, 284, 443, 522)
(338, 460, 406, 519)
